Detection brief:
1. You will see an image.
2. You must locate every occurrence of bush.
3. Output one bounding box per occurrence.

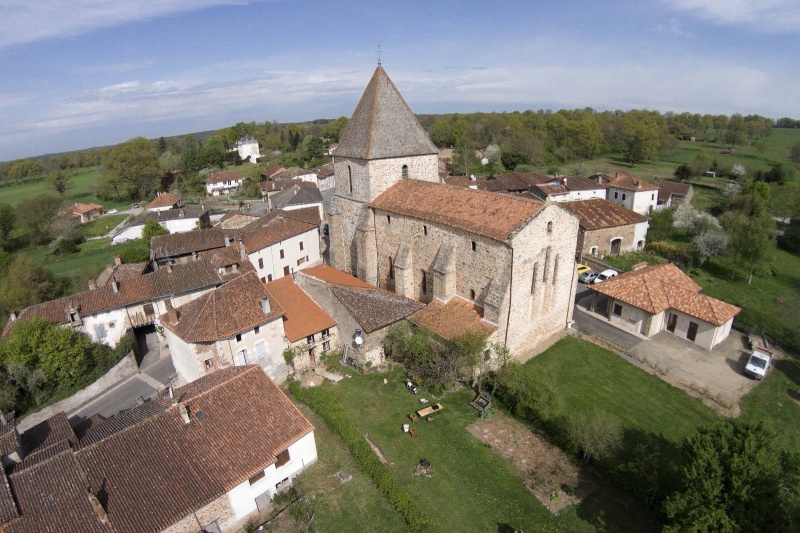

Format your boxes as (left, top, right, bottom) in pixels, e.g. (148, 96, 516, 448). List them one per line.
(645, 241, 692, 266)
(290, 383, 438, 533)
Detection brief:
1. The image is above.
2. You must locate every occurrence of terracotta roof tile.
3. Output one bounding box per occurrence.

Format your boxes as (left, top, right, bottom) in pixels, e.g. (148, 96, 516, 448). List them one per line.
(370, 180, 542, 242)
(150, 229, 227, 260)
(329, 285, 425, 333)
(240, 216, 318, 254)
(590, 263, 740, 326)
(160, 272, 284, 342)
(20, 413, 76, 460)
(476, 172, 551, 192)
(599, 171, 659, 191)
(560, 198, 648, 230)
(71, 203, 104, 215)
(335, 66, 438, 159)
(265, 276, 336, 342)
(658, 180, 693, 202)
(205, 170, 243, 184)
(145, 192, 181, 209)
(409, 297, 496, 341)
(300, 265, 373, 288)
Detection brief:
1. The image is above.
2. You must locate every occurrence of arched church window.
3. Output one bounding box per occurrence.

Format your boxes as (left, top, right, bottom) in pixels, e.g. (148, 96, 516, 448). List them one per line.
(402, 165, 409, 179)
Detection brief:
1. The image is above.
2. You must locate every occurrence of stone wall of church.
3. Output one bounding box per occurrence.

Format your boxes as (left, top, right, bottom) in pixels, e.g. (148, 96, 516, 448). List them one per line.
(366, 154, 439, 199)
(372, 209, 513, 339)
(328, 195, 367, 276)
(505, 203, 580, 355)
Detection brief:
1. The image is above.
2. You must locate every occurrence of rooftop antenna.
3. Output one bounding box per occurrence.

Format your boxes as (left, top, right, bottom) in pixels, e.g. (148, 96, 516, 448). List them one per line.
(377, 42, 382, 66)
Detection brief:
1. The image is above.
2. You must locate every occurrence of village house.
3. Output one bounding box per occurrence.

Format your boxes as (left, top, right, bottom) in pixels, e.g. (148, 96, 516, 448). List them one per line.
(0, 366, 317, 533)
(295, 265, 424, 365)
(657, 180, 694, 209)
(271, 167, 317, 183)
(267, 183, 325, 219)
(589, 171, 659, 215)
(206, 171, 245, 196)
(110, 206, 210, 244)
(316, 161, 336, 191)
(559, 198, 650, 259)
(328, 66, 580, 359)
(3, 259, 226, 348)
(69, 202, 104, 223)
(145, 191, 181, 212)
(91, 256, 149, 289)
(588, 262, 741, 350)
(236, 135, 260, 162)
(264, 275, 339, 371)
(261, 164, 286, 181)
(160, 272, 290, 384)
(259, 178, 304, 197)
(525, 175, 607, 203)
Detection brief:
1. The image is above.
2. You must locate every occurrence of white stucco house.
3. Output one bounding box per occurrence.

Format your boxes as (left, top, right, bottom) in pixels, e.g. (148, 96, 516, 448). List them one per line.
(111, 206, 210, 244)
(588, 262, 741, 350)
(590, 171, 659, 215)
(237, 136, 260, 162)
(206, 171, 245, 196)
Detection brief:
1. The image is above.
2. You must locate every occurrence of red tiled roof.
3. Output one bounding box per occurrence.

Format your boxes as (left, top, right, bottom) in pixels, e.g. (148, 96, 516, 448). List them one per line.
(71, 203, 104, 215)
(150, 229, 227, 260)
(160, 272, 283, 342)
(410, 297, 496, 341)
(476, 172, 552, 192)
(600, 171, 659, 192)
(240, 216, 318, 254)
(205, 171, 243, 184)
(370, 180, 542, 243)
(590, 263, 741, 326)
(265, 276, 336, 342)
(560, 198, 648, 230)
(145, 192, 181, 209)
(300, 265, 373, 288)
(262, 165, 285, 179)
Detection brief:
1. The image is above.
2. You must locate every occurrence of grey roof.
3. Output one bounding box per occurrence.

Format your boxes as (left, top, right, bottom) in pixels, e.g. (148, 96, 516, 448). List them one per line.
(329, 285, 425, 333)
(335, 66, 438, 160)
(270, 184, 324, 210)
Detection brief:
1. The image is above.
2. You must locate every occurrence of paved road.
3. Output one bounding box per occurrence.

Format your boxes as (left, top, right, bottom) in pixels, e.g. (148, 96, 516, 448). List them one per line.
(69, 352, 176, 424)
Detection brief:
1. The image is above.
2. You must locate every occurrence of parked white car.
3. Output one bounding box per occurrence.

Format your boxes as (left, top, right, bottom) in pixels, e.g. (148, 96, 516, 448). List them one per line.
(593, 269, 619, 284)
(106, 208, 118, 214)
(744, 348, 772, 380)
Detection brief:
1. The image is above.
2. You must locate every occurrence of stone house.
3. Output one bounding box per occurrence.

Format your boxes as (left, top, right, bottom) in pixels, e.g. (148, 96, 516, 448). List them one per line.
(657, 180, 694, 209)
(160, 272, 290, 384)
(590, 171, 659, 215)
(588, 262, 741, 350)
(265, 275, 338, 370)
(267, 183, 325, 220)
(150, 229, 229, 267)
(3, 260, 225, 348)
(328, 66, 580, 358)
(526, 175, 607, 203)
(206, 171, 245, 196)
(294, 265, 424, 365)
(69, 202, 104, 223)
(559, 198, 649, 259)
(0, 366, 317, 532)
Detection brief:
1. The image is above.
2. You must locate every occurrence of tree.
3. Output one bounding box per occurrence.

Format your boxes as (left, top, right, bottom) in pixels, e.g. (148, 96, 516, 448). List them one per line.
(731, 163, 747, 180)
(721, 201, 776, 284)
(725, 114, 748, 149)
(791, 141, 800, 163)
(495, 362, 561, 423)
(101, 137, 159, 200)
(674, 164, 693, 181)
(141, 220, 168, 244)
(0, 203, 14, 248)
(672, 203, 698, 234)
(322, 116, 348, 143)
(46, 170, 69, 196)
(566, 409, 623, 464)
(694, 230, 729, 264)
(15, 194, 62, 245)
(623, 111, 666, 165)
(0, 255, 68, 314)
(664, 421, 797, 533)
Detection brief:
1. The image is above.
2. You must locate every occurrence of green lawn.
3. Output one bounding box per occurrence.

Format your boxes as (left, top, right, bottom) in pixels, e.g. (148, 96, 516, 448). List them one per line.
(294, 405, 408, 532)
(740, 356, 800, 451)
(25, 238, 119, 280)
(77, 214, 129, 238)
(0, 166, 130, 211)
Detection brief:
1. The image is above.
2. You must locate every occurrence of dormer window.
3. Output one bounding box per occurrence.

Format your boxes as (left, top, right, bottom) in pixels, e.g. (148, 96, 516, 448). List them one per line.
(402, 165, 409, 179)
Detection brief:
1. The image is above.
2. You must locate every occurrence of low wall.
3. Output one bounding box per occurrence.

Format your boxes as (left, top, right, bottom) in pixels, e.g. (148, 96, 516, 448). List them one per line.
(17, 352, 138, 432)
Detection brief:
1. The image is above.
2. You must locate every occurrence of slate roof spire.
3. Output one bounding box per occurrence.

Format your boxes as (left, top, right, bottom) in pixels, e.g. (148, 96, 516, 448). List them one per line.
(335, 66, 437, 160)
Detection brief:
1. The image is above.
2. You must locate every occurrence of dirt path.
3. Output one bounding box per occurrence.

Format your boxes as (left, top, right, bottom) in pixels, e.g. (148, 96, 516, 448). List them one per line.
(467, 412, 594, 515)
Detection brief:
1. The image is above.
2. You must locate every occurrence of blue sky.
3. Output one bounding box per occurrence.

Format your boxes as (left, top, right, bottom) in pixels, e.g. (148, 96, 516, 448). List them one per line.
(1, 0, 799, 162)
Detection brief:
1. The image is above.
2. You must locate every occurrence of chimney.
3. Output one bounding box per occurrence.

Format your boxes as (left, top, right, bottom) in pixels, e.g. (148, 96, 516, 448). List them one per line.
(224, 234, 231, 247)
(87, 490, 109, 524)
(239, 240, 247, 260)
(8, 310, 17, 322)
(179, 209, 185, 218)
(165, 300, 179, 323)
(88, 279, 97, 291)
(632, 261, 648, 271)
(261, 296, 271, 316)
(563, 177, 568, 187)
(166, 263, 173, 273)
(179, 404, 190, 424)
(114, 255, 121, 266)
(192, 251, 198, 261)
(110, 276, 119, 293)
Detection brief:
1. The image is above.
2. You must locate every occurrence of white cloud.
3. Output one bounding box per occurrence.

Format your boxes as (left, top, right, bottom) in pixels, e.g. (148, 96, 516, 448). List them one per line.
(655, 18, 693, 38)
(664, 0, 800, 33)
(0, 0, 256, 48)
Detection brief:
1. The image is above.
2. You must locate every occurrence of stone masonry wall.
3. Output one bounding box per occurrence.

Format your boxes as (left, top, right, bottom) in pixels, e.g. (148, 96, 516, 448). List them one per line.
(160, 491, 238, 533)
(580, 224, 637, 259)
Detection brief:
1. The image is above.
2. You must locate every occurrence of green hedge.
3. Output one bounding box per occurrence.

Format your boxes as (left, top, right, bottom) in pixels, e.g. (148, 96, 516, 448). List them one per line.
(290, 383, 438, 533)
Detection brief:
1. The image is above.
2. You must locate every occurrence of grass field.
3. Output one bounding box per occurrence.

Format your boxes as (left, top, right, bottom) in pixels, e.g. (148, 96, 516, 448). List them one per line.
(0, 166, 130, 211)
(25, 238, 119, 280)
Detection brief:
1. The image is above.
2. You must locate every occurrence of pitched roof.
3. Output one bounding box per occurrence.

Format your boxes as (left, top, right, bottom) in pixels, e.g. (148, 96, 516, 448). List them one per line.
(316, 161, 334, 179)
(4, 366, 314, 533)
(560, 198, 648, 230)
(150, 229, 227, 260)
(160, 272, 283, 343)
(370, 179, 542, 242)
(145, 192, 181, 209)
(262, 164, 285, 179)
(205, 170, 244, 185)
(300, 264, 374, 288)
(590, 263, 741, 326)
(215, 211, 260, 230)
(329, 284, 424, 333)
(71, 203, 104, 215)
(598, 171, 659, 192)
(443, 175, 487, 187)
(658, 180, 693, 202)
(269, 184, 324, 210)
(476, 172, 551, 192)
(259, 178, 304, 194)
(265, 276, 336, 342)
(3, 260, 223, 338)
(409, 297, 496, 341)
(335, 66, 437, 159)
(240, 215, 319, 254)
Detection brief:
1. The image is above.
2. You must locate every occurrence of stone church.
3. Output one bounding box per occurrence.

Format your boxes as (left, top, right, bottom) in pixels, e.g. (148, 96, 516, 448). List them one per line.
(328, 66, 580, 356)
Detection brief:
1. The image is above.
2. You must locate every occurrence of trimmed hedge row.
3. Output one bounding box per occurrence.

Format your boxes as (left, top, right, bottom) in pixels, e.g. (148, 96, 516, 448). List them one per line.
(290, 383, 438, 533)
